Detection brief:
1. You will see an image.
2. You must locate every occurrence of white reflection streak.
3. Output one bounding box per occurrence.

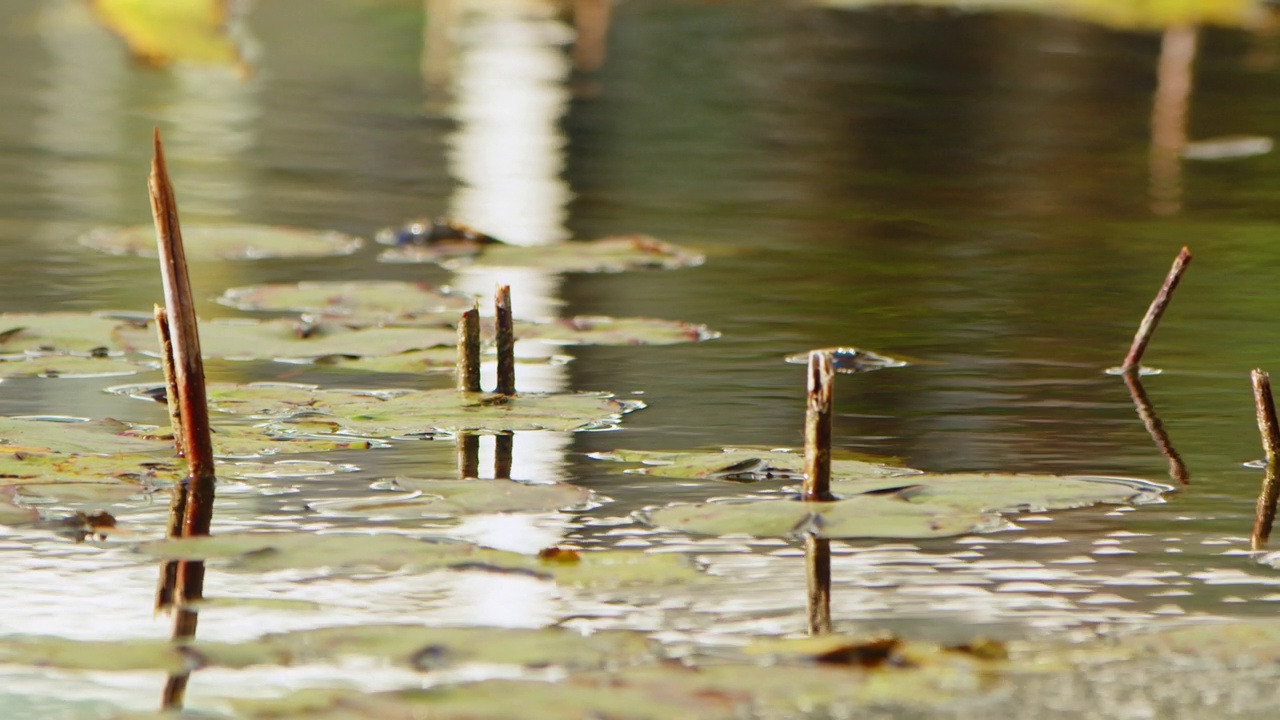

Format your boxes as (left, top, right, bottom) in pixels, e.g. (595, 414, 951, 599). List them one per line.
(435, 2, 576, 486)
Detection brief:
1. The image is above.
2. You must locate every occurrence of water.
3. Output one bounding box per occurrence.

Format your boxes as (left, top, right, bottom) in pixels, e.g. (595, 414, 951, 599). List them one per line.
(4, 0, 1280, 716)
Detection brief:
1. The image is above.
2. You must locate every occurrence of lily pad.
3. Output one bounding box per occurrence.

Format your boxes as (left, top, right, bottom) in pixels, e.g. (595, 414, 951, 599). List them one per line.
(122, 423, 380, 457)
(643, 495, 1004, 539)
(830, 472, 1171, 514)
(0, 452, 183, 489)
(306, 348, 464, 374)
(218, 280, 473, 318)
(137, 532, 700, 587)
(0, 313, 132, 354)
(514, 316, 719, 346)
(311, 477, 592, 518)
(197, 383, 640, 435)
(115, 317, 457, 361)
(0, 417, 174, 455)
(784, 346, 909, 373)
(79, 224, 363, 260)
(591, 447, 918, 481)
(0, 352, 151, 379)
(379, 234, 704, 273)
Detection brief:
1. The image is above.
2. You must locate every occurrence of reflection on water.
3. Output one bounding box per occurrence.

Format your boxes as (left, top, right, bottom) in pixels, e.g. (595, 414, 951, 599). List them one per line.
(6, 0, 1280, 715)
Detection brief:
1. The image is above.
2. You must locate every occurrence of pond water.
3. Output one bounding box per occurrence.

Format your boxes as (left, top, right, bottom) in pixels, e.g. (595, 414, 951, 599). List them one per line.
(4, 0, 1280, 717)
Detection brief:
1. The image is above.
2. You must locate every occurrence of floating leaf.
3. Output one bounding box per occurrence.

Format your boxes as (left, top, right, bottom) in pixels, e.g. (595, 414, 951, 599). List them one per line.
(0, 452, 182, 488)
(115, 318, 456, 361)
(122, 423, 380, 457)
(312, 477, 592, 518)
(306, 348, 464, 374)
(0, 417, 173, 455)
(137, 532, 699, 587)
(374, 216, 501, 258)
(79, 224, 363, 260)
(218, 280, 473, 318)
(515, 316, 719, 346)
(380, 235, 703, 273)
(831, 472, 1171, 514)
(0, 352, 151, 379)
(0, 636, 192, 673)
(0, 313, 131, 354)
(592, 447, 917, 481)
(644, 495, 1004, 539)
(196, 383, 640, 435)
(784, 346, 909, 373)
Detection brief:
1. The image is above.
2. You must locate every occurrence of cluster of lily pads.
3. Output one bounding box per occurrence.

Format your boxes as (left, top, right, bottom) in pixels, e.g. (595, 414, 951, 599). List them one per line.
(0, 217, 1186, 719)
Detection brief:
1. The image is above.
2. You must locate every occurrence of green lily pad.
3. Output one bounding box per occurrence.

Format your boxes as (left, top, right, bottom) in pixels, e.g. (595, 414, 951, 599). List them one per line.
(591, 447, 918, 481)
(10, 481, 157, 505)
(312, 477, 592, 518)
(831, 472, 1171, 514)
(0, 417, 174, 455)
(198, 383, 640, 435)
(0, 636, 192, 673)
(644, 495, 1005, 539)
(0, 352, 151, 379)
(0, 313, 132, 354)
(514, 316, 719, 346)
(0, 452, 183, 488)
(308, 348, 569, 376)
(379, 235, 704, 273)
(123, 423, 381, 457)
(218, 280, 473, 317)
(137, 531, 699, 587)
(79, 224, 363, 260)
(115, 317, 457, 361)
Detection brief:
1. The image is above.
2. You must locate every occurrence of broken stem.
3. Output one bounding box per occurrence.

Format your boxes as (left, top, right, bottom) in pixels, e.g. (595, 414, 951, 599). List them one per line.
(456, 304, 481, 392)
(1121, 246, 1192, 372)
(154, 304, 184, 457)
(495, 284, 516, 395)
(149, 129, 217, 617)
(805, 535, 832, 635)
(803, 350, 835, 502)
(1252, 369, 1280, 551)
(1121, 370, 1189, 485)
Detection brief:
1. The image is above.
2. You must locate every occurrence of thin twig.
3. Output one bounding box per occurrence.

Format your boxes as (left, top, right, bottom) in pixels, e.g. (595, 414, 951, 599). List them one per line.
(1121, 247, 1192, 371)
(495, 284, 515, 395)
(1121, 370, 1189, 484)
(805, 535, 832, 635)
(1251, 369, 1280, 550)
(803, 350, 835, 502)
(456, 305, 481, 392)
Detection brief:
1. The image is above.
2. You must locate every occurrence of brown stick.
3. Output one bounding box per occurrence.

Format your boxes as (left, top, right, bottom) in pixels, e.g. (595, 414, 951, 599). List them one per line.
(803, 351, 834, 502)
(159, 606, 200, 710)
(1252, 369, 1280, 550)
(149, 130, 217, 615)
(495, 284, 516, 395)
(456, 305, 481, 392)
(1121, 247, 1192, 371)
(1122, 370, 1190, 485)
(154, 304, 185, 457)
(805, 535, 832, 635)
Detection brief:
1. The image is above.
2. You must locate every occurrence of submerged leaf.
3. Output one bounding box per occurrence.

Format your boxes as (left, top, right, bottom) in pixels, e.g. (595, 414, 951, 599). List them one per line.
(644, 495, 1003, 539)
(380, 234, 704, 273)
(80, 224, 363, 260)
